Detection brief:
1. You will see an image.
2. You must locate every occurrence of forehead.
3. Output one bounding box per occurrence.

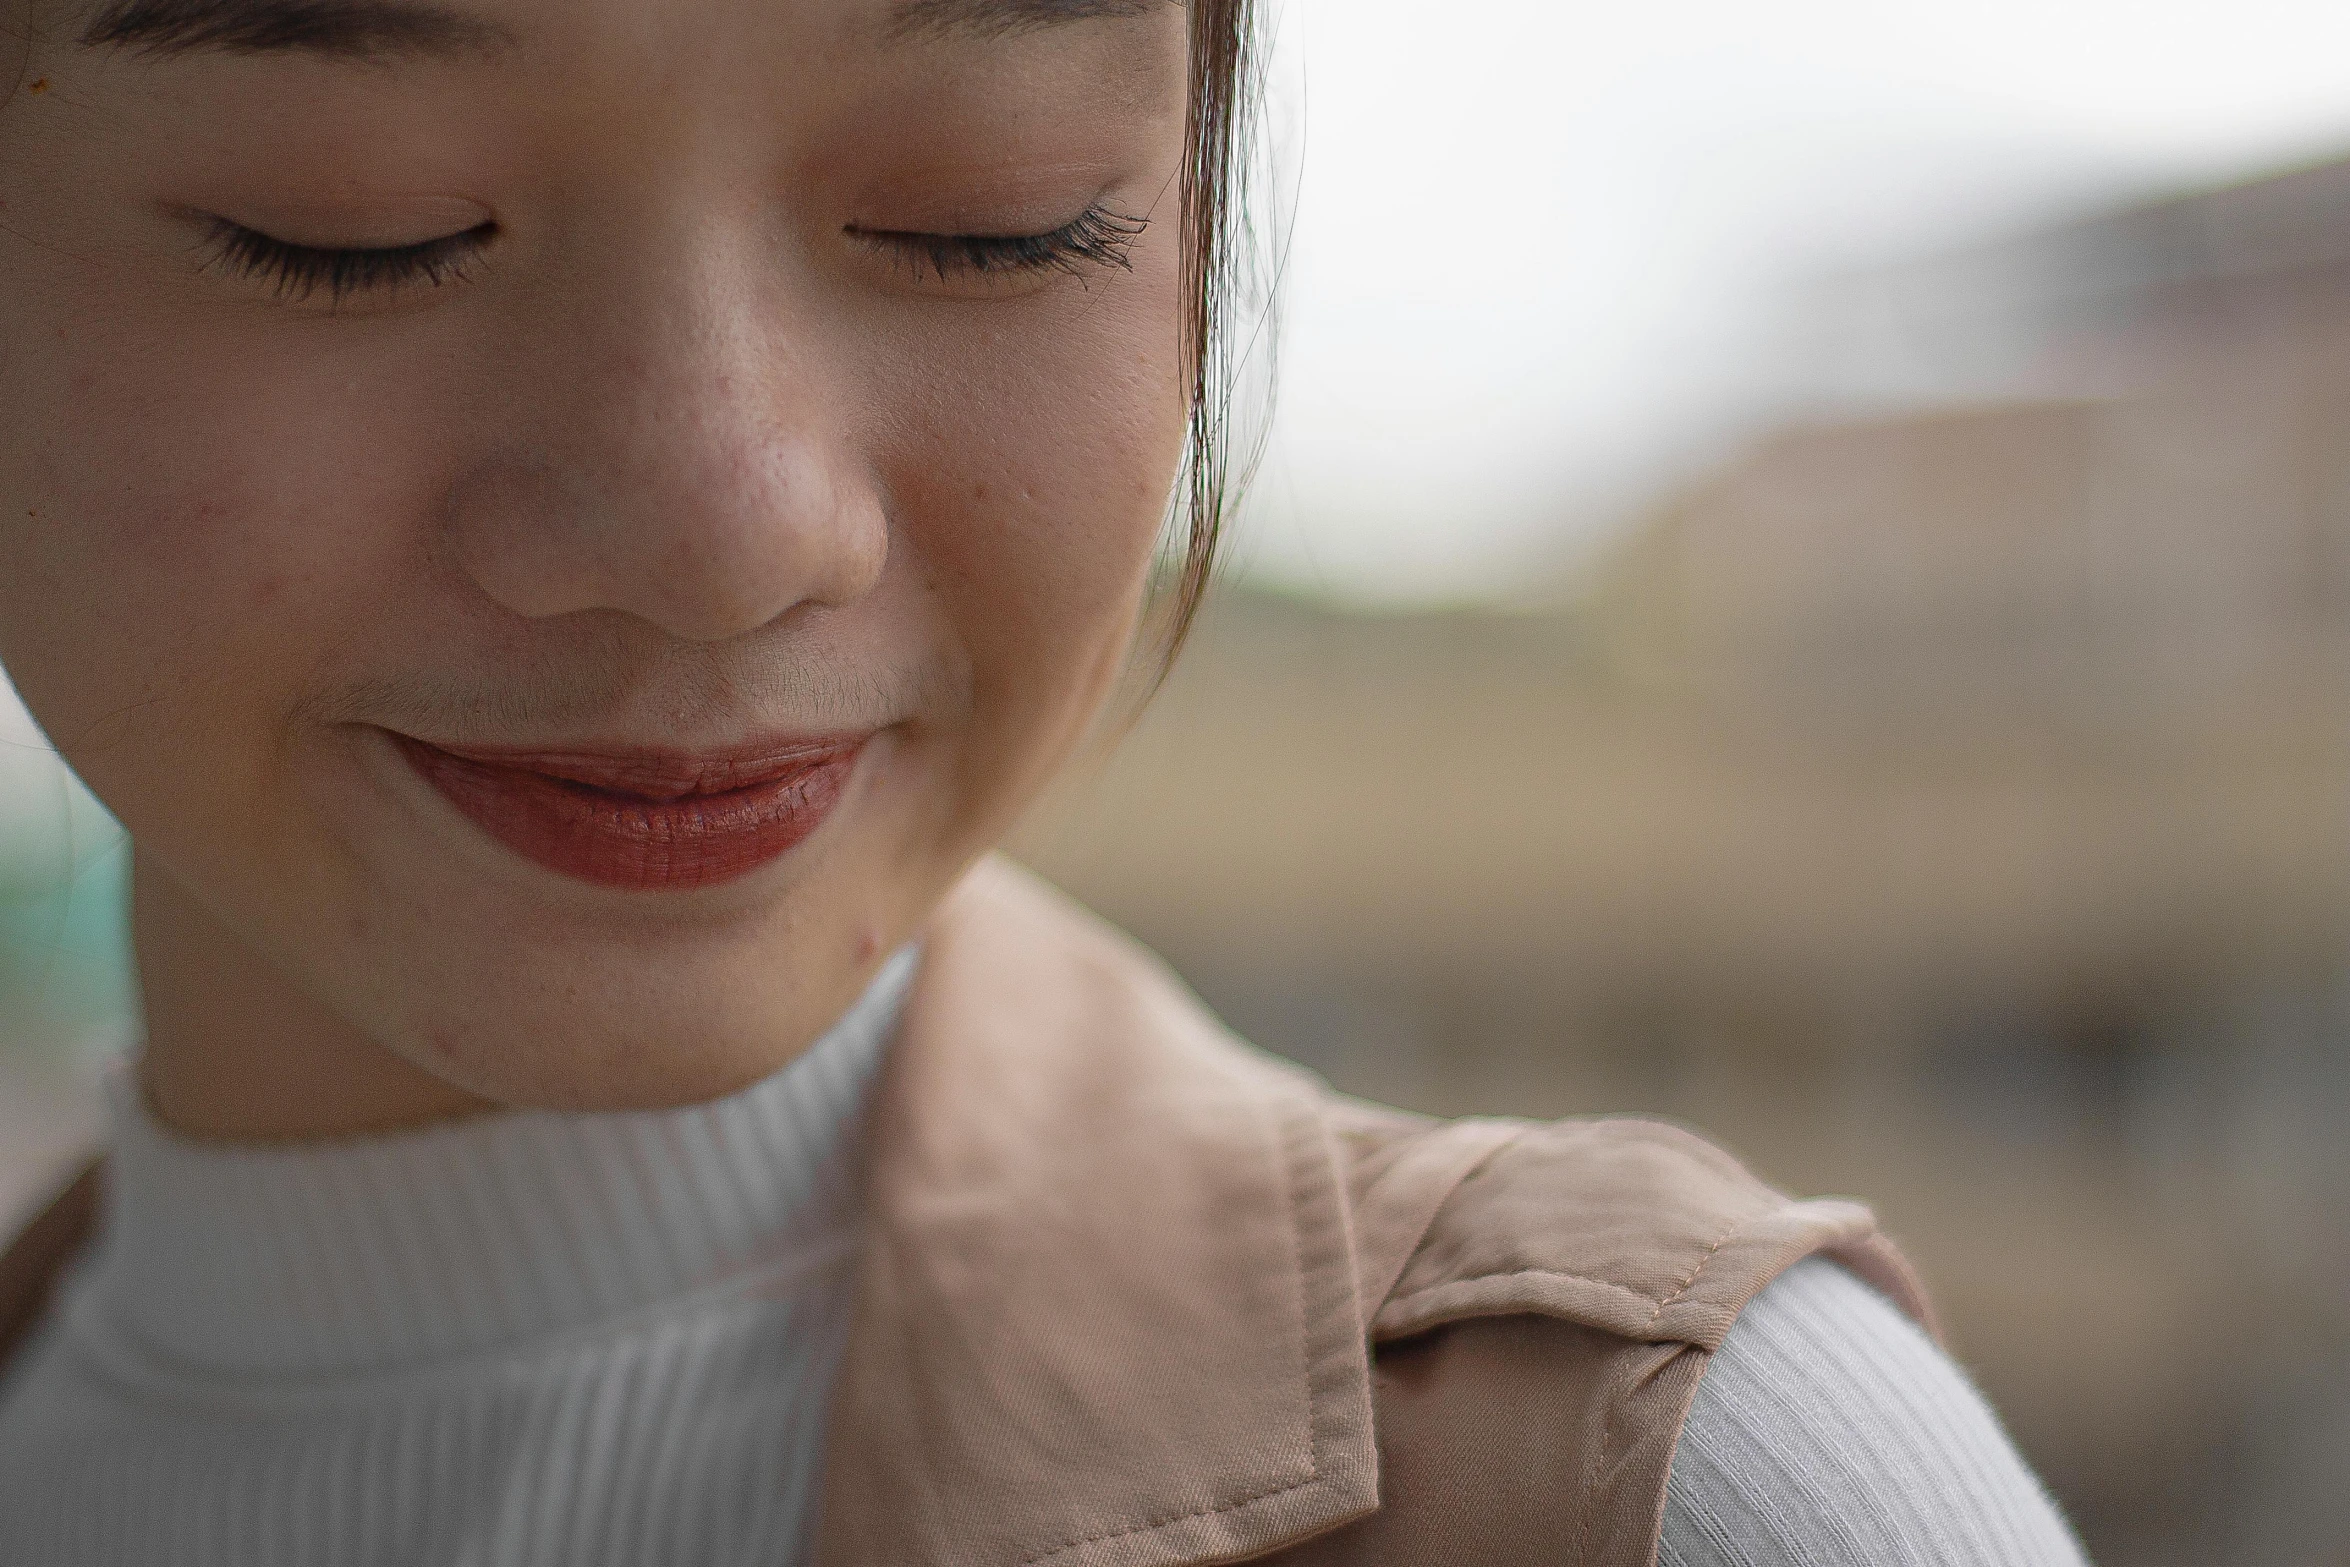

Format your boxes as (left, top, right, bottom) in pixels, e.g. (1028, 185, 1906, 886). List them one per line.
(67, 0, 1180, 60)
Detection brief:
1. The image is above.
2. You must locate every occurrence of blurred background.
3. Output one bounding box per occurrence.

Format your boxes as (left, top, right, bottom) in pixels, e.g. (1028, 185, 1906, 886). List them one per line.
(9, 0, 2350, 1560)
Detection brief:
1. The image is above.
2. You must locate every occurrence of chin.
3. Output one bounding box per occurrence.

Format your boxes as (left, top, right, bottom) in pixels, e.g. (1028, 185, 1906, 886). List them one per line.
(377, 965, 851, 1115)
(354, 839, 927, 1115)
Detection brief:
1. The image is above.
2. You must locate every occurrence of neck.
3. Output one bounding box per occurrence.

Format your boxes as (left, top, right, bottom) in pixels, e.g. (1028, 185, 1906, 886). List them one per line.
(132, 850, 496, 1142)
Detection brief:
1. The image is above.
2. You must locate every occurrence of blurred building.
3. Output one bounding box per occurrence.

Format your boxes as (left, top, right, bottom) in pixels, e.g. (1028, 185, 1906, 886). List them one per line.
(1023, 153, 2350, 1567)
(1804, 150, 2350, 408)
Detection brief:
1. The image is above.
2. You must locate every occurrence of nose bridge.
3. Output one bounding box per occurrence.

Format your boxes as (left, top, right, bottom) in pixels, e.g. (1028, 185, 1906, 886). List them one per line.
(447, 229, 888, 644)
(591, 248, 793, 512)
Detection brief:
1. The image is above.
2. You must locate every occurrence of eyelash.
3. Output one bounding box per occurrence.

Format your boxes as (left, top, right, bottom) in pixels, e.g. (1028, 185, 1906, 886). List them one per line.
(201, 218, 496, 304)
(200, 202, 1148, 304)
(852, 203, 1149, 284)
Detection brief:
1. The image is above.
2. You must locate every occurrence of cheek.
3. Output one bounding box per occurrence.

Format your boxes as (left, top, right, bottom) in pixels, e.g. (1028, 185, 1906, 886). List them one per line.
(877, 281, 1190, 735)
(0, 287, 441, 837)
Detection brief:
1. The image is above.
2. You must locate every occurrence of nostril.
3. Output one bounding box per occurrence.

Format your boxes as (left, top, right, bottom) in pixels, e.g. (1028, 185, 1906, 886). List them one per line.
(441, 441, 890, 639)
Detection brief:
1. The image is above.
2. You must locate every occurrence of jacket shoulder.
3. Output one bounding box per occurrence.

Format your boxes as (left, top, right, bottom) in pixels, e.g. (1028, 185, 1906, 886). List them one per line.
(952, 859, 1936, 1350)
(1329, 1105, 1936, 1352)
(1267, 1110, 1940, 1567)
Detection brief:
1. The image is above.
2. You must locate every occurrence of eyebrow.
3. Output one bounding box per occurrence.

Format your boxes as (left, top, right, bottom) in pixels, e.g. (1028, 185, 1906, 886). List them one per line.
(76, 0, 516, 60)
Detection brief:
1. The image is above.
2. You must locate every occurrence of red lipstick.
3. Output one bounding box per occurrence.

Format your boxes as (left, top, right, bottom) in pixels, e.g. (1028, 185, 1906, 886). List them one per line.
(394, 734, 863, 890)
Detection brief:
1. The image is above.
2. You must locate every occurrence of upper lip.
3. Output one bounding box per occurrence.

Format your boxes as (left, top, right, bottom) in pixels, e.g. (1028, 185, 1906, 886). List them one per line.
(392, 732, 869, 800)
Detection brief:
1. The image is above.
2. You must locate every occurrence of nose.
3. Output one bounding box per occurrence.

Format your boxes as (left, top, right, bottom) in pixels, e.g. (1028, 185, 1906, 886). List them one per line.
(445, 257, 889, 645)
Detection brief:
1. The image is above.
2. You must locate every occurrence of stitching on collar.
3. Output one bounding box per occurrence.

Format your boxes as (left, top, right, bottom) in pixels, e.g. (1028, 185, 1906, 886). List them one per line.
(1016, 1088, 1326, 1566)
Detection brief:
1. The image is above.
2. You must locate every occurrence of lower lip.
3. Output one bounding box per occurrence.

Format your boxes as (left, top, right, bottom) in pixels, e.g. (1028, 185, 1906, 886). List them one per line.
(392, 734, 864, 891)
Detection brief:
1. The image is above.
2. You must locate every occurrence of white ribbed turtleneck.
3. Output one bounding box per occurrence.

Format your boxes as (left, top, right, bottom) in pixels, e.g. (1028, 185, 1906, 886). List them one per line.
(0, 947, 914, 1567)
(0, 935, 2085, 1567)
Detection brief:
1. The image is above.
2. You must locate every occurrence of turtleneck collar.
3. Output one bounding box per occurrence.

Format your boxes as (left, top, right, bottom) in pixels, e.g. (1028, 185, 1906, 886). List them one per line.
(78, 947, 915, 1379)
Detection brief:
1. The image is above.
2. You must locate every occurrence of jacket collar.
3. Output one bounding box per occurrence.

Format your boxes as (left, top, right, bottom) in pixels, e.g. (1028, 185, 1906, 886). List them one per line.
(0, 857, 1390, 1567)
(812, 858, 1382, 1567)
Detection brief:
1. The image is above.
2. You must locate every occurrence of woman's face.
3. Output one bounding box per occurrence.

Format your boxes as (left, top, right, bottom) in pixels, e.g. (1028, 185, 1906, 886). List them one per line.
(0, 0, 1191, 1118)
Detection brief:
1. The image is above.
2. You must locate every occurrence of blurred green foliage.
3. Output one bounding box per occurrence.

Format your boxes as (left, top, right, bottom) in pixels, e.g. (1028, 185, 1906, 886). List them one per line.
(0, 745, 136, 1063)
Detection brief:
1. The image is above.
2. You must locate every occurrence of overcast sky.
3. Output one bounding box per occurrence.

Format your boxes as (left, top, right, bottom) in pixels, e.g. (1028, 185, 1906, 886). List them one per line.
(1244, 0, 2350, 605)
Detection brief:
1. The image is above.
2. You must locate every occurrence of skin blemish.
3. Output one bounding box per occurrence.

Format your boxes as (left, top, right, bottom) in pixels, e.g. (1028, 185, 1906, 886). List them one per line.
(26, 79, 48, 94)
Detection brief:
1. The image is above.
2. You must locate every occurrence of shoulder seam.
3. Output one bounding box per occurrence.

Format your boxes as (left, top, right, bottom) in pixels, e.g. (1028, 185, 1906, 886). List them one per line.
(1645, 1213, 1751, 1327)
(1386, 1268, 1653, 1321)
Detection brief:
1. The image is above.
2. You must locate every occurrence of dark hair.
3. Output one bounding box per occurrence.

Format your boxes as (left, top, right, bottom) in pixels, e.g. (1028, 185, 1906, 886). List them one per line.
(1163, 0, 1266, 667)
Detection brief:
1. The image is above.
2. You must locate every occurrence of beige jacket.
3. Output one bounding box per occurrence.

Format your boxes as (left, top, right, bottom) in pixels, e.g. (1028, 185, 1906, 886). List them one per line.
(0, 859, 1934, 1567)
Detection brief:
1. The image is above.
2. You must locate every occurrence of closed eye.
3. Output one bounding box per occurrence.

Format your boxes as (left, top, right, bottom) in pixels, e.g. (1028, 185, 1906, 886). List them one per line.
(200, 218, 497, 304)
(850, 203, 1146, 284)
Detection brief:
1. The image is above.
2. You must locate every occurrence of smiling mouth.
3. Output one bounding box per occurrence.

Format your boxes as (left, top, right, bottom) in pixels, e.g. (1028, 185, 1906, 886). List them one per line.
(391, 733, 867, 891)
